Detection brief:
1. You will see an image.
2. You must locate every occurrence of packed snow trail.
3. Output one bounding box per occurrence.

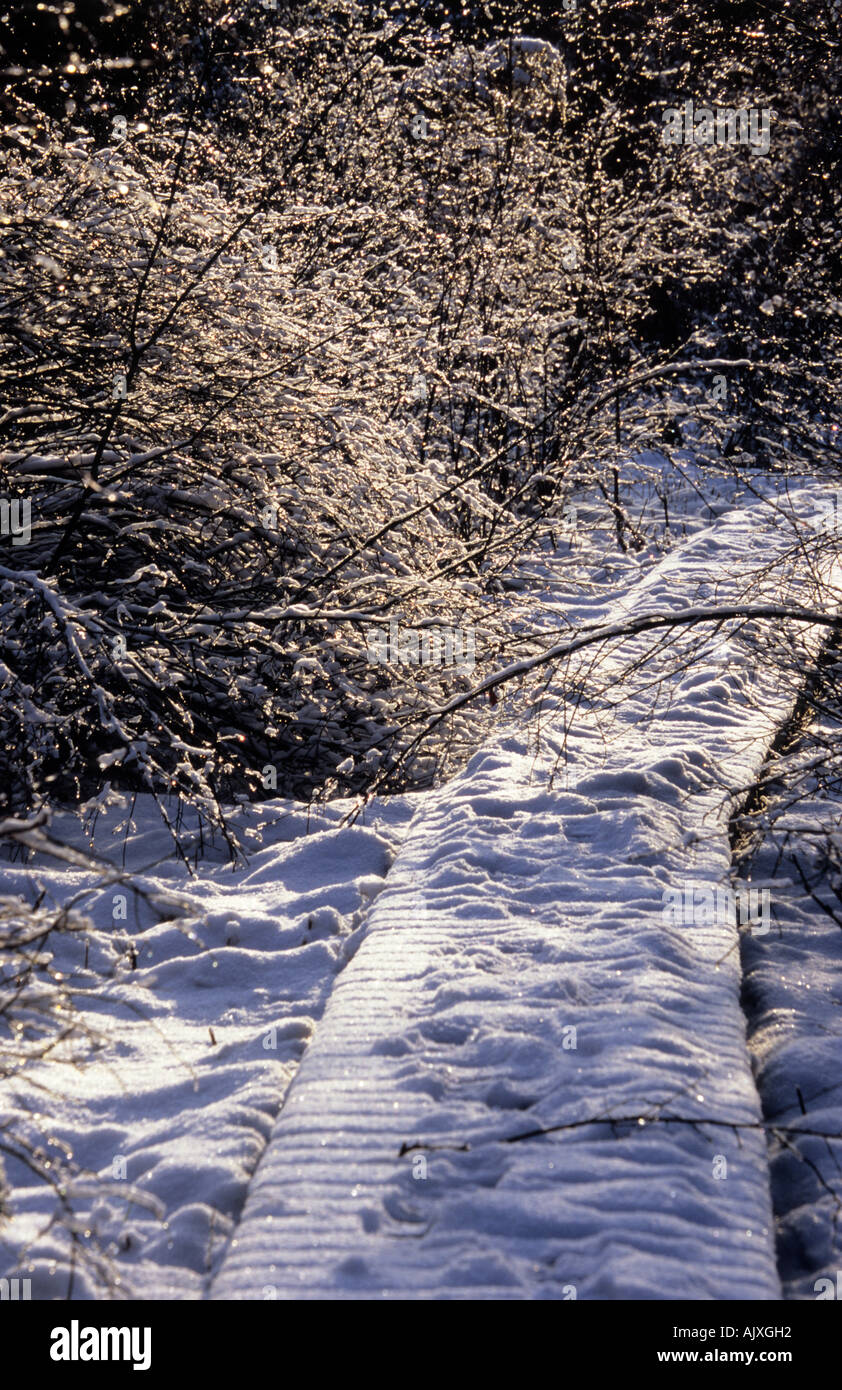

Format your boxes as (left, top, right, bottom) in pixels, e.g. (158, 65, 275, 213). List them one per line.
(212, 481, 837, 1300)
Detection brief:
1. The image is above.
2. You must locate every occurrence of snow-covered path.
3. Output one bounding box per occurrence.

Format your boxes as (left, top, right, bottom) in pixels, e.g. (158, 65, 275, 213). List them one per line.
(212, 482, 839, 1300)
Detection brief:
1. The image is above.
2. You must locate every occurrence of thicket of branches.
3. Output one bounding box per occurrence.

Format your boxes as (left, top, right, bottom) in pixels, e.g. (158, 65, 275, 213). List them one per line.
(0, 0, 838, 842)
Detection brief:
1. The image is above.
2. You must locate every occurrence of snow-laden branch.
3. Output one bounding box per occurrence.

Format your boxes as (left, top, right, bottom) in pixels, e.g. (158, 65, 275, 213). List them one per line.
(398, 1110, 842, 1156)
(366, 601, 841, 794)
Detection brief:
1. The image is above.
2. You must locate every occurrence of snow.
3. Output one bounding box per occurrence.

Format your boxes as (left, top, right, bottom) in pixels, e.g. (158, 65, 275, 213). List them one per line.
(740, 750, 842, 1299)
(0, 797, 418, 1298)
(209, 474, 839, 1300)
(2, 462, 841, 1300)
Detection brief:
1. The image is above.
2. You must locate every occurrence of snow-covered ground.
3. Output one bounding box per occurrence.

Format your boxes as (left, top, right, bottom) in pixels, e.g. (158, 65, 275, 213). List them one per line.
(740, 730, 842, 1300)
(2, 458, 841, 1300)
(0, 796, 419, 1297)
